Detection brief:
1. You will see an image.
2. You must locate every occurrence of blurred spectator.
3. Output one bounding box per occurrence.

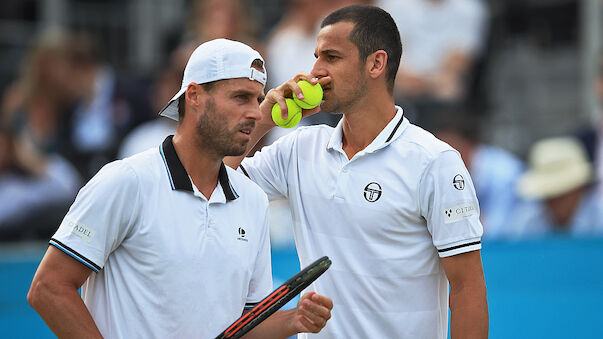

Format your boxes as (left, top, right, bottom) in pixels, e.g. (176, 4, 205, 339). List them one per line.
(512, 137, 603, 237)
(432, 106, 526, 239)
(0, 30, 82, 240)
(377, 0, 488, 129)
(0, 125, 80, 241)
(596, 55, 603, 184)
(185, 0, 261, 48)
(118, 66, 180, 158)
(573, 53, 603, 195)
(2, 29, 78, 155)
(66, 32, 150, 179)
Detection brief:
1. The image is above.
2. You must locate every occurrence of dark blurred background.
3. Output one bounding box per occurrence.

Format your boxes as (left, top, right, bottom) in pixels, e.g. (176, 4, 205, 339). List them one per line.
(1, 0, 602, 338)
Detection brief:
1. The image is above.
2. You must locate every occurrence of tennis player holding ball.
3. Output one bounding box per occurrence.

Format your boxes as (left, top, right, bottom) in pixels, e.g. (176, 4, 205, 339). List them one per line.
(226, 4, 488, 339)
(271, 80, 323, 128)
(28, 39, 332, 339)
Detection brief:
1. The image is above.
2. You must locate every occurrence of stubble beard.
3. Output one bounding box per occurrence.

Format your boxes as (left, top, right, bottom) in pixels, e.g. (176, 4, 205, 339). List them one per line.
(195, 97, 250, 158)
(320, 75, 367, 114)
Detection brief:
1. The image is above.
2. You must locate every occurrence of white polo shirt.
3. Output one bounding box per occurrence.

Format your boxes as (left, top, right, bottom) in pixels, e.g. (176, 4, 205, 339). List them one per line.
(50, 136, 272, 339)
(240, 107, 483, 339)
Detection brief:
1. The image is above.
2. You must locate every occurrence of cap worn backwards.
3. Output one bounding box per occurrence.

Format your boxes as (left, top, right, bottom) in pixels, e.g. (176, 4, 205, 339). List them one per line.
(159, 38, 267, 121)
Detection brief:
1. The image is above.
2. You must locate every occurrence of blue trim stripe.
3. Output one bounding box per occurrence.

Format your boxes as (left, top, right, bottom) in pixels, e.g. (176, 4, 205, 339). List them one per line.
(159, 145, 175, 190)
(229, 182, 239, 199)
(50, 240, 100, 273)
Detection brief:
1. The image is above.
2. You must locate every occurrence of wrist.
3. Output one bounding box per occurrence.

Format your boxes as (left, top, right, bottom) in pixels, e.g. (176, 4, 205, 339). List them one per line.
(281, 308, 299, 335)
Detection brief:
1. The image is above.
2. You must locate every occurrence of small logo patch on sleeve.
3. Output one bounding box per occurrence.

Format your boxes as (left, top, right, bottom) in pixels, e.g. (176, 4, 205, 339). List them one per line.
(443, 202, 477, 224)
(68, 220, 96, 243)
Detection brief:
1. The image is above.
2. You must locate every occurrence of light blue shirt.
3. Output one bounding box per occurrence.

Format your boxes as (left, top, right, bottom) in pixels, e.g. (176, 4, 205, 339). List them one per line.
(470, 145, 525, 239)
(510, 186, 603, 238)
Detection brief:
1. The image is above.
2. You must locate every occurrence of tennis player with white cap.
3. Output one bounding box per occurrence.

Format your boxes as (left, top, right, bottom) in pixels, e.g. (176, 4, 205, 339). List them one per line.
(28, 38, 332, 339)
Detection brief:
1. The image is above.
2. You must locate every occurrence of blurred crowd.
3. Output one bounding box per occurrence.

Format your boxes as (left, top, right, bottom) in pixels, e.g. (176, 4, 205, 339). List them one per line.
(1, 0, 602, 243)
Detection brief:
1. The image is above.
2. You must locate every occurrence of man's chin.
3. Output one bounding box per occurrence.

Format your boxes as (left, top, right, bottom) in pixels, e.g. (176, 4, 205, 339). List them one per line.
(320, 104, 341, 115)
(224, 145, 247, 157)
(320, 102, 334, 114)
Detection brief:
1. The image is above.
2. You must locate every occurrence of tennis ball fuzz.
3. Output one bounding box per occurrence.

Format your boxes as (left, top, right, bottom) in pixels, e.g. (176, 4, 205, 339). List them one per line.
(272, 98, 302, 128)
(293, 80, 323, 109)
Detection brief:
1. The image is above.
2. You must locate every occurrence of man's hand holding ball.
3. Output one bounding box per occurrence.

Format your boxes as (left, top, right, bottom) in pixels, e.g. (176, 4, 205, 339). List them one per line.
(272, 98, 303, 128)
(270, 79, 323, 128)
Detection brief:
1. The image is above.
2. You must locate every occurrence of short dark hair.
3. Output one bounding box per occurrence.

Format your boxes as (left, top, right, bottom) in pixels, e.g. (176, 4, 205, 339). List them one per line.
(321, 5, 402, 93)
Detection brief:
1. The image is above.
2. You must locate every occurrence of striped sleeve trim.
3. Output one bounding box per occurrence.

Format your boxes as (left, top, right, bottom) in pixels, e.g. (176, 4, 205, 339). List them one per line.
(244, 302, 259, 309)
(438, 240, 481, 253)
(50, 238, 101, 272)
(437, 240, 482, 258)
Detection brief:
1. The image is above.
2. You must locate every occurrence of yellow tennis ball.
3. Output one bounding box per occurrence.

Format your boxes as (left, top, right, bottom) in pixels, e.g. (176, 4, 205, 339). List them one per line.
(271, 98, 302, 128)
(293, 80, 323, 109)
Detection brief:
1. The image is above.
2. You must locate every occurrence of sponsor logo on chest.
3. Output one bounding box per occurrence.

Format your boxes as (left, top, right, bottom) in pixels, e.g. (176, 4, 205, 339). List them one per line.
(237, 227, 248, 242)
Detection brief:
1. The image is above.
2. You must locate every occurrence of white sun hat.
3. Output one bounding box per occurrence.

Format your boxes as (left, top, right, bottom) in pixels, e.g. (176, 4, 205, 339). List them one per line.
(159, 38, 266, 121)
(517, 136, 593, 199)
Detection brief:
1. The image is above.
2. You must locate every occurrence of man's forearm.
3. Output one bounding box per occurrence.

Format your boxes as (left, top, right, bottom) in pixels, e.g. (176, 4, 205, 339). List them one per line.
(241, 309, 297, 339)
(449, 283, 489, 339)
(28, 282, 102, 338)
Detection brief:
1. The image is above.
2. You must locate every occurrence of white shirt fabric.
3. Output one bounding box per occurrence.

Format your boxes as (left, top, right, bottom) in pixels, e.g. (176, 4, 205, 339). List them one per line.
(50, 136, 272, 339)
(378, 0, 487, 75)
(240, 107, 483, 338)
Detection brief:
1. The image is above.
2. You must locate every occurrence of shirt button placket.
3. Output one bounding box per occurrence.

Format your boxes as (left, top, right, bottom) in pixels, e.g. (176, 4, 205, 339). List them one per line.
(335, 166, 349, 199)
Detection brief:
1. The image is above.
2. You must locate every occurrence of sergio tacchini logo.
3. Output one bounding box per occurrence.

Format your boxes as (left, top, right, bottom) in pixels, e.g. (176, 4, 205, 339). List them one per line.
(364, 182, 382, 202)
(453, 174, 465, 190)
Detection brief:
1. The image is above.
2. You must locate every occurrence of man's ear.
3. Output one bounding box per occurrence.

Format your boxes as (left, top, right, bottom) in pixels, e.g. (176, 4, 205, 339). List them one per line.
(185, 83, 203, 110)
(366, 50, 388, 80)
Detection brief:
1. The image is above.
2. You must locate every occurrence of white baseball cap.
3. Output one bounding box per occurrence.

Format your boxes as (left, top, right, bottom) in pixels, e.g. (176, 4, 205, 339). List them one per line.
(159, 38, 267, 121)
(517, 137, 593, 199)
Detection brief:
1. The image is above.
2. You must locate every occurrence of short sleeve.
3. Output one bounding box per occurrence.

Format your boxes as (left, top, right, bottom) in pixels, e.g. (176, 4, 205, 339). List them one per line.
(50, 160, 140, 272)
(239, 131, 299, 201)
(419, 150, 483, 257)
(245, 204, 273, 307)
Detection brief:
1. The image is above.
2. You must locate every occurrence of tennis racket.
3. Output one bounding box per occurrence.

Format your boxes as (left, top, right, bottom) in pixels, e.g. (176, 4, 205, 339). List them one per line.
(215, 256, 332, 339)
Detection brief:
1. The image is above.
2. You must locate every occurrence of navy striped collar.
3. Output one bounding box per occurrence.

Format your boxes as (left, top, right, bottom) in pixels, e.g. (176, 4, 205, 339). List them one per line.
(160, 135, 238, 201)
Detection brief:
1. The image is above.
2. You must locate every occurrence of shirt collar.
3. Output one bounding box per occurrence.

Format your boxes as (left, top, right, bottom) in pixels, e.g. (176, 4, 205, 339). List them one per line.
(327, 106, 408, 154)
(160, 135, 239, 201)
